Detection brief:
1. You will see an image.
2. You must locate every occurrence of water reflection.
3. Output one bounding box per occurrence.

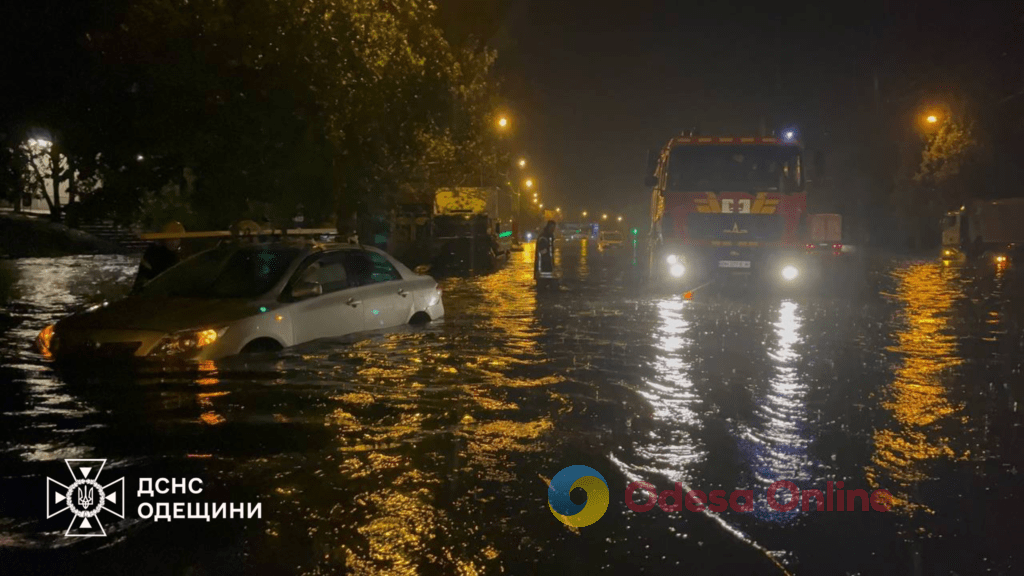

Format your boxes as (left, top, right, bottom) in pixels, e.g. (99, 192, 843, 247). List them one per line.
(281, 249, 560, 573)
(632, 296, 702, 482)
(869, 263, 965, 511)
(746, 301, 813, 492)
(578, 238, 589, 281)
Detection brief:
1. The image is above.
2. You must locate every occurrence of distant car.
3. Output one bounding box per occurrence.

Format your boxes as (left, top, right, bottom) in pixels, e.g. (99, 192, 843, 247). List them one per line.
(36, 240, 444, 361)
(598, 230, 625, 250)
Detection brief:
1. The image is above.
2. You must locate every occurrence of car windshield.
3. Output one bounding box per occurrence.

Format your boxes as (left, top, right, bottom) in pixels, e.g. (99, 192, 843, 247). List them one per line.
(141, 245, 303, 298)
(667, 144, 802, 192)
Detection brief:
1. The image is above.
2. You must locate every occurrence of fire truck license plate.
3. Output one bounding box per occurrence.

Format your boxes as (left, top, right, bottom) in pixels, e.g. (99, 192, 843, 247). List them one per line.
(718, 260, 751, 268)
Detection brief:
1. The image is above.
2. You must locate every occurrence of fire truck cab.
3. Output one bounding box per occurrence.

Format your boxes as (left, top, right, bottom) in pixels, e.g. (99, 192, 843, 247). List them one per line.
(646, 134, 813, 286)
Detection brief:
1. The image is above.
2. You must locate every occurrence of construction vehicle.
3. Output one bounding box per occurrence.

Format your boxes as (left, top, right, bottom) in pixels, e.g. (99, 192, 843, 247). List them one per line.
(942, 198, 1024, 265)
(646, 134, 817, 285)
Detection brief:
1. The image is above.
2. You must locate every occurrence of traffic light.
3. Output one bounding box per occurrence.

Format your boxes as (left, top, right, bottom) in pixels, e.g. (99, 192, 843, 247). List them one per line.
(631, 228, 638, 235)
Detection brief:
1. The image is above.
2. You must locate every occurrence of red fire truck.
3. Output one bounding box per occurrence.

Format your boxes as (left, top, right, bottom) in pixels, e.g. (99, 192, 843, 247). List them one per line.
(646, 134, 816, 285)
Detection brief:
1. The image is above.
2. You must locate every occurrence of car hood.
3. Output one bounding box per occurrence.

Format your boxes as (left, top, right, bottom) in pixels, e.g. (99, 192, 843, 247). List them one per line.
(58, 296, 263, 333)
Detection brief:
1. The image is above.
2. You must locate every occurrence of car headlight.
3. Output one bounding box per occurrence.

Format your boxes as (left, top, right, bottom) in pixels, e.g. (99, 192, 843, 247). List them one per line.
(996, 255, 1007, 263)
(666, 254, 678, 264)
(781, 265, 799, 281)
(151, 327, 227, 356)
(669, 263, 686, 277)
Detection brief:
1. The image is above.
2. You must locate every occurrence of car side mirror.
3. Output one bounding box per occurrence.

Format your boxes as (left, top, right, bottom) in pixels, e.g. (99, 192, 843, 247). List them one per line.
(291, 281, 322, 300)
(644, 175, 658, 187)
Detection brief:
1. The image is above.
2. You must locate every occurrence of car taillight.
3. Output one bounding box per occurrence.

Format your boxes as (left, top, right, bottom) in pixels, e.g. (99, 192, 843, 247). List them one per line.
(805, 243, 815, 250)
(832, 243, 842, 250)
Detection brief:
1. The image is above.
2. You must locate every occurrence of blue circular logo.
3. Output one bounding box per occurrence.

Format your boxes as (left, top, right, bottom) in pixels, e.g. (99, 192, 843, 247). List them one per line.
(548, 465, 609, 527)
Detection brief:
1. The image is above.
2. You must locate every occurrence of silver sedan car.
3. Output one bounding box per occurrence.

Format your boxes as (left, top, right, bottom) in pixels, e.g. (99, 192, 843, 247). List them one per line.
(37, 240, 444, 361)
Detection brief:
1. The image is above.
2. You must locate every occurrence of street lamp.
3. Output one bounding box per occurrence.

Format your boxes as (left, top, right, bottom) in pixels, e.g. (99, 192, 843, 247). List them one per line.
(539, 203, 544, 209)
(617, 216, 623, 222)
(525, 178, 533, 188)
(926, 114, 938, 124)
(582, 211, 588, 217)
(497, 116, 509, 129)
(518, 158, 526, 168)
(602, 214, 608, 220)
(556, 207, 561, 212)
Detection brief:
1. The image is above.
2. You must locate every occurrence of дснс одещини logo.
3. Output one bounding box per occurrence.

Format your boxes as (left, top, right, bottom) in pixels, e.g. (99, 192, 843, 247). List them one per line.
(46, 459, 125, 537)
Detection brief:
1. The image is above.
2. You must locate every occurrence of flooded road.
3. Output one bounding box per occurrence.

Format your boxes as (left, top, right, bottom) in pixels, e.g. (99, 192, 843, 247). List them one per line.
(2, 242, 1024, 575)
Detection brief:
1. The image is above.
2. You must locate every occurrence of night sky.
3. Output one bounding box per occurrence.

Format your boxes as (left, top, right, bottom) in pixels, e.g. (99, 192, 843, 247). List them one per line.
(439, 0, 1024, 217)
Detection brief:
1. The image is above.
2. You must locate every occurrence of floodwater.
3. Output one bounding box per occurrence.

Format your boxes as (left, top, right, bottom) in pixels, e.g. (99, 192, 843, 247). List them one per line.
(1, 242, 1023, 575)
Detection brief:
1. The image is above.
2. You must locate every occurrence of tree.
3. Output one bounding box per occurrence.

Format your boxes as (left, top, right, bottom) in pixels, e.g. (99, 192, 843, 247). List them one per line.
(74, 0, 503, 232)
(914, 119, 978, 209)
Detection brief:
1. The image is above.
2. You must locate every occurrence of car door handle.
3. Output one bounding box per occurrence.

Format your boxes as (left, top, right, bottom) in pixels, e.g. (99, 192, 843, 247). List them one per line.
(397, 288, 408, 297)
(346, 298, 360, 307)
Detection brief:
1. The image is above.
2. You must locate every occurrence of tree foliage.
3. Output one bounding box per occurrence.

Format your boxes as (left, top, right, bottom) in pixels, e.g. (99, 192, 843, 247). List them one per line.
(914, 120, 977, 189)
(5, 0, 502, 229)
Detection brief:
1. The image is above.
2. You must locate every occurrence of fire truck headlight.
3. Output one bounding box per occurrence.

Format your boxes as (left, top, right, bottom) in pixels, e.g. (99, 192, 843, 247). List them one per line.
(781, 265, 799, 281)
(666, 254, 678, 265)
(669, 263, 686, 278)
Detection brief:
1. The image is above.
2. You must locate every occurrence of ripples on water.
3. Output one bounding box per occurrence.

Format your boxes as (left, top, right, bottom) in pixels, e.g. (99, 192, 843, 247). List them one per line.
(2, 249, 1024, 574)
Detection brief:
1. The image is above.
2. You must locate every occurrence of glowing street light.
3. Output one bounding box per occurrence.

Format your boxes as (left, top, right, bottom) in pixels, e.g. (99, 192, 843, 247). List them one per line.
(556, 207, 561, 212)
(926, 114, 938, 124)
(539, 203, 544, 209)
(524, 179, 533, 188)
(617, 216, 623, 222)
(602, 214, 608, 220)
(582, 211, 588, 217)
(518, 158, 527, 168)
(497, 116, 509, 129)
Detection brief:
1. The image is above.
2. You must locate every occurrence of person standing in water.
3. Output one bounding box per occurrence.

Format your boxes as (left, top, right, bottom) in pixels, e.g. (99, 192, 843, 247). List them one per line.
(535, 220, 557, 288)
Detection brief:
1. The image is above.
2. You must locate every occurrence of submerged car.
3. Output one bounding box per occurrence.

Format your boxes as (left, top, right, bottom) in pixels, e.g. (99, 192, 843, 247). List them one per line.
(36, 240, 444, 361)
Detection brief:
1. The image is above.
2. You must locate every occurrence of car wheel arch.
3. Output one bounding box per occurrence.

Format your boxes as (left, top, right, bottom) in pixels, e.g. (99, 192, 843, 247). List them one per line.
(239, 337, 284, 354)
(408, 311, 431, 325)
